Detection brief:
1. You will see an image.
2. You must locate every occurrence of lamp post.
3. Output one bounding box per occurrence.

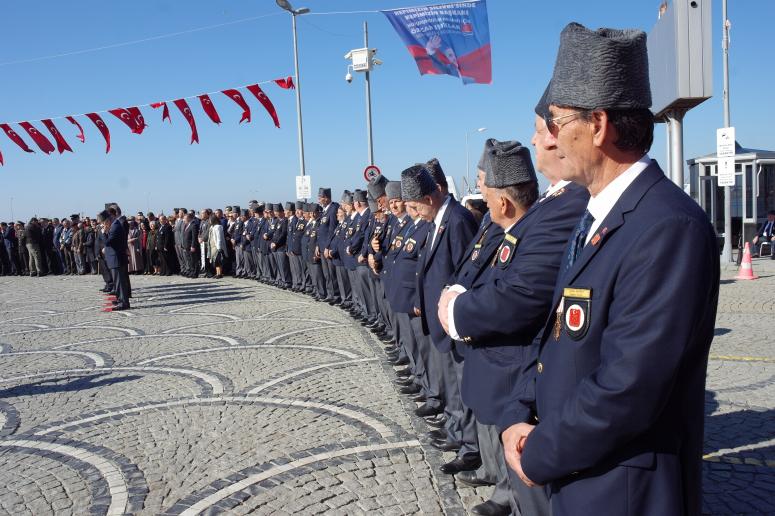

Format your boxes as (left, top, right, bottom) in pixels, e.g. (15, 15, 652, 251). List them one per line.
(465, 127, 487, 193)
(721, 0, 733, 264)
(276, 0, 310, 182)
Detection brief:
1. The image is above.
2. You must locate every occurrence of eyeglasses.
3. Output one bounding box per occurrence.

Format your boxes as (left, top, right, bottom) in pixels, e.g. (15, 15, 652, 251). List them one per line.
(543, 110, 588, 135)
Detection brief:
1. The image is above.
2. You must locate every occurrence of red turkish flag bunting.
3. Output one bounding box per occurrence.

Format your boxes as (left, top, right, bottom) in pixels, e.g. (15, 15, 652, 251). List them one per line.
(85, 113, 111, 153)
(198, 94, 221, 124)
(246, 84, 280, 128)
(66, 116, 85, 143)
(42, 119, 73, 154)
(151, 102, 171, 123)
(19, 122, 56, 154)
(221, 89, 251, 123)
(1, 123, 34, 153)
(274, 77, 295, 89)
(0, 147, 3, 166)
(109, 108, 141, 134)
(127, 107, 147, 134)
(173, 99, 199, 144)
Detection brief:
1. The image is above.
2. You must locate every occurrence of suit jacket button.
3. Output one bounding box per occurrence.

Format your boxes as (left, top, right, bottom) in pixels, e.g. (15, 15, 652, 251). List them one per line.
(537, 362, 544, 374)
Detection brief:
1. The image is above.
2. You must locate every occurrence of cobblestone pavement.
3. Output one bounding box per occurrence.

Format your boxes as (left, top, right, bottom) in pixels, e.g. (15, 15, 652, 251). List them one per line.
(0, 258, 772, 515)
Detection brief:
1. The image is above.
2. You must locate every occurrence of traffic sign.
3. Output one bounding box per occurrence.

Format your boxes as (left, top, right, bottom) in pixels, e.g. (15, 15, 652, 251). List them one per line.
(296, 175, 311, 200)
(716, 127, 736, 158)
(363, 165, 381, 182)
(717, 158, 736, 187)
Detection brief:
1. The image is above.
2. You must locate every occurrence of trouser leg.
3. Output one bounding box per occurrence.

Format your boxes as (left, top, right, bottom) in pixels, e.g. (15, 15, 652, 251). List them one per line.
(336, 265, 352, 304)
(322, 258, 338, 300)
(411, 316, 441, 408)
(507, 463, 550, 516)
(478, 423, 519, 511)
(443, 347, 478, 457)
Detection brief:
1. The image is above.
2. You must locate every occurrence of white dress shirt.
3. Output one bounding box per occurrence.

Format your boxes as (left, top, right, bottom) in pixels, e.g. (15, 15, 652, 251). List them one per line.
(585, 154, 651, 245)
(542, 179, 571, 200)
(429, 195, 452, 250)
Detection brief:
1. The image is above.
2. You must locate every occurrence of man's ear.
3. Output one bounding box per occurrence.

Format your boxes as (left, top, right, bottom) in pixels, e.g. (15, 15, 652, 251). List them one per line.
(591, 110, 610, 148)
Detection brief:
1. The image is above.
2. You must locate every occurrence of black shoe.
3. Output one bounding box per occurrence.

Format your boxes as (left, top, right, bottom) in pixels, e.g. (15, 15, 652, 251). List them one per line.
(390, 356, 409, 367)
(111, 304, 130, 311)
(394, 377, 415, 387)
(385, 351, 399, 360)
(399, 384, 421, 395)
(379, 335, 395, 343)
(455, 470, 495, 488)
(431, 439, 461, 453)
(425, 415, 448, 428)
(411, 393, 427, 403)
(439, 453, 481, 474)
(415, 404, 443, 418)
(470, 500, 511, 516)
(428, 429, 448, 441)
(394, 368, 411, 378)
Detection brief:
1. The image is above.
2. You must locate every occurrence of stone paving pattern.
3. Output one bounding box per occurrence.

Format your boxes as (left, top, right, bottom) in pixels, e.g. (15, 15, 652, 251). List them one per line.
(0, 257, 772, 515)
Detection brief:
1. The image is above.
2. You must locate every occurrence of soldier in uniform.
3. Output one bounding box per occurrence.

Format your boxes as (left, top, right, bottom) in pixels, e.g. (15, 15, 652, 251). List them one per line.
(343, 190, 370, 321)
(242, 206, 258, 279)
(509, 24, 720, 516)
(251, 206, 265, 282)
(230, 207, 245, 277)
(260, 205, 276, 283)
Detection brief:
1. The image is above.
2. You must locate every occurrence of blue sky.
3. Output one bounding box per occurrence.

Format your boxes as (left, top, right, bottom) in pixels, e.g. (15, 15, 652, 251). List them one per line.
(1, 0, 773, 220)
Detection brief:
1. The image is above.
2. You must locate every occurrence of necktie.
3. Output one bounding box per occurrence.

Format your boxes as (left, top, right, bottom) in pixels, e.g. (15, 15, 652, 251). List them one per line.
(562, 210, 594, 278)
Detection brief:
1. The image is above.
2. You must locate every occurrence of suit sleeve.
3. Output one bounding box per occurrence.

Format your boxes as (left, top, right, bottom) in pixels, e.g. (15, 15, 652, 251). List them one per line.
(521, 217, 719, 484)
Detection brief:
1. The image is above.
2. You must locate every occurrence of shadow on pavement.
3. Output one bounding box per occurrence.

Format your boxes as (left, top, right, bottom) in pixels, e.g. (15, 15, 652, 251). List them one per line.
(0, 373, 142, 399)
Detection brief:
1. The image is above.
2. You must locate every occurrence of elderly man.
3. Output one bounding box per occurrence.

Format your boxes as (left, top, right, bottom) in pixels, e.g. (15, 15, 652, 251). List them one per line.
(508, 23, 719, 516)
(752, 210, 775, 258)
(403, 163, 479, 473)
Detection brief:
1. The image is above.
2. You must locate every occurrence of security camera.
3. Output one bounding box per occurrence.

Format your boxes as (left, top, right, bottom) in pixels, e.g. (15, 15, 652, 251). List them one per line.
(345, 72, 353, 83)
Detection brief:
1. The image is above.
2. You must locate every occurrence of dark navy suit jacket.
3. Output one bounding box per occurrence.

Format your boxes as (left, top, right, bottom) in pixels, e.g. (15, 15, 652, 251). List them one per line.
(385, 219, 431, 314)
(104, 218, 128, 269)
(417, 196, 477, 352)
(520, 163, 719, 516)
(317, 202, 340, 252)
(451, 183, 588, 427)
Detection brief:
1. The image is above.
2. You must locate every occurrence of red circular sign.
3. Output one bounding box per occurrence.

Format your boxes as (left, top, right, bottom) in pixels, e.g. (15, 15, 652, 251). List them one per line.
(499, 245, 511, 264)
(364, 165, 381, 182)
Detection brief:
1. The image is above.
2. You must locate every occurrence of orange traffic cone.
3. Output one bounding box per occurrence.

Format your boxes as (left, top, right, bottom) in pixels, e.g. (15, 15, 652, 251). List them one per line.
(735, 242, 758, 280)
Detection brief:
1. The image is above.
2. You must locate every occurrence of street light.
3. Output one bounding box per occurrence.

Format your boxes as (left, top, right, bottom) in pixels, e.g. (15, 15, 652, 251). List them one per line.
(465, 127, 487, 193)
(276, 0, 310, 188)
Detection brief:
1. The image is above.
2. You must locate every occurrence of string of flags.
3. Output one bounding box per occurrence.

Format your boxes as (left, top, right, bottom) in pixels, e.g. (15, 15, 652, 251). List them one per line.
(0, 76, 295, 166)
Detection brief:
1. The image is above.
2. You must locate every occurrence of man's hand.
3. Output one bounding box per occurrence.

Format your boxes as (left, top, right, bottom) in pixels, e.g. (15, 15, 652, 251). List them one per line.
(413, 307, 421, 317)
(502, 423, 538, 487)
(437, 288, 460, 336)
(270, 242, 276, 251)
(357, 255, 365, 264)
(370, 237, 381, 253)
(190, 247, 196, 253)
(425, 34, 442, 55)
(315, 246, 321, 259)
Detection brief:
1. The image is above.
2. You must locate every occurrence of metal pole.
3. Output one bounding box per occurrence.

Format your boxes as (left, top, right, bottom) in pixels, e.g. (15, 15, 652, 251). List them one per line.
(667, 110, 685, 188)
(721, 0, 732, 263)
(291, 13, 307, 178)
(465, 131, 470, 193)
(364, 21, 374, 166)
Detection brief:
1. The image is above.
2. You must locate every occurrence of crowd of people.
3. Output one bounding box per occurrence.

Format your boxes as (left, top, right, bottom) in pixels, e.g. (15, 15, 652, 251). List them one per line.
(2, 22, 721, 516)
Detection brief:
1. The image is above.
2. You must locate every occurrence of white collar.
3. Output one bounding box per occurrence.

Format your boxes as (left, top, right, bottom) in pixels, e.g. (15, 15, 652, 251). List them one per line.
(433, 195, 452, 228)
(544, 179, 571, 198)
(587, 155, 651, 227)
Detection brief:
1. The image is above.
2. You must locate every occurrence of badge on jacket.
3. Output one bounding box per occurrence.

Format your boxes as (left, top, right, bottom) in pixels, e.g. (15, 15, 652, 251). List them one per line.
(557, 288, 591, 340)
(404, 238, 416, 254)
(494, 234, 518, 268)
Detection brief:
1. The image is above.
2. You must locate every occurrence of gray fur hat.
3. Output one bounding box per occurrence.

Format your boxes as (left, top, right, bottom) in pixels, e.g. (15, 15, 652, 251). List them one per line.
(318, 187, 331, 199)
(367, 174, 389, 199)
(385, 181, 402, 200)
(424, 158, 447, 187)
(274, 203, 283, 213)
(295, 201, 304, 210)
(284, 202, 294, 212)
(547, 22, 651, 110)
(534, 82, 551, 119)
(353, 189, 367, 203)
(482, 139, 538, 189)
(340, 190, 352, 203)
(401, 165, 437, 201)
(367, 193, 378, 213)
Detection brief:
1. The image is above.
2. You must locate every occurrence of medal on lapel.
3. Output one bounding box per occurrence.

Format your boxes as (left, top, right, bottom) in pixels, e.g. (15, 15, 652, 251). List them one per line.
(471, 244, 481, 262)
(405, 238, 416, 253)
